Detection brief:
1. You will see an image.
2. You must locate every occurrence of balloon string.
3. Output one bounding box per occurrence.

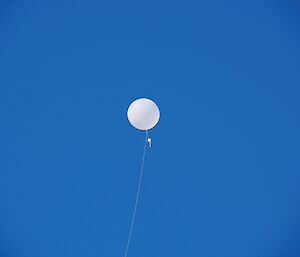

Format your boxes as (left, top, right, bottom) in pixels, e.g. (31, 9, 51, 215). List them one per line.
(124, 131, 148, 257)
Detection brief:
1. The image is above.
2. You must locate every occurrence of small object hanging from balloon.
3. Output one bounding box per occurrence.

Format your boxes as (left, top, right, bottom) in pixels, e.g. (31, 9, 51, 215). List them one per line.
(127, 98, 160, 147)
(147, 137, 152, 147)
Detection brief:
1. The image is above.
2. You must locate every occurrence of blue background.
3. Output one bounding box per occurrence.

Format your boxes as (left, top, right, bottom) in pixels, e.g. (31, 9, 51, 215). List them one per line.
(0, 1, 300, 256)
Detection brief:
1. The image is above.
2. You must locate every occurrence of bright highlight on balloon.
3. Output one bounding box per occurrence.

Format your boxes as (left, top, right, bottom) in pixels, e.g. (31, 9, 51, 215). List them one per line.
(127, 98, 160, 131)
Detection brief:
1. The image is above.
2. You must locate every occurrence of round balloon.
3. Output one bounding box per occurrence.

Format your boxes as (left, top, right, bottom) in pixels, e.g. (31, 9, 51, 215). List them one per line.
(127, 98, 160, 130)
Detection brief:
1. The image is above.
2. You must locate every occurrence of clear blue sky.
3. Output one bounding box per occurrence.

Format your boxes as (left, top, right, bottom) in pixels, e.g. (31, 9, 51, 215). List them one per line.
(0, 1, 300, 257)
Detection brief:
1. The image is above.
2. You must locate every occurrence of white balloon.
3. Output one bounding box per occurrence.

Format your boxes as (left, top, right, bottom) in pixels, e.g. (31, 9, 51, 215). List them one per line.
(127, 98, 160, 130)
